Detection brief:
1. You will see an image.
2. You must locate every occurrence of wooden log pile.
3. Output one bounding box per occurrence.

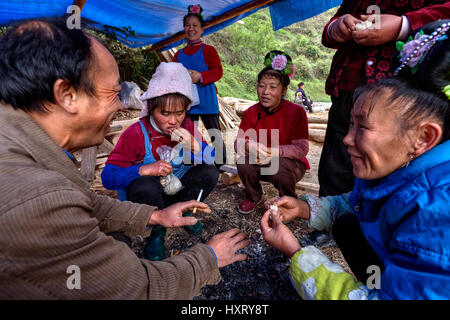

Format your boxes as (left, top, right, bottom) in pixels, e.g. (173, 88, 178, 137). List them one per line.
(218, 96, 241, 130)
(307, 114, 327, 143)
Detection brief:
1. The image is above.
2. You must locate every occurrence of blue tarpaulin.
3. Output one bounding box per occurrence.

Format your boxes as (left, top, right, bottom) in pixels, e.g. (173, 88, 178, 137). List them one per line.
(0, 0, 341, 49)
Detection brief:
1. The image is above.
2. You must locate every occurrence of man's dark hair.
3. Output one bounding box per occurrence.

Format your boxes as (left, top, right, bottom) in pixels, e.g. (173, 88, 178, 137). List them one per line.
(0, 18, 95, 113)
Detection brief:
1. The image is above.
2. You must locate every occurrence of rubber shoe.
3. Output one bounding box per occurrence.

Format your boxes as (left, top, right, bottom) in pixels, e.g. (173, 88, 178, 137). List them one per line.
(237, 198, 262, 215)
(183, 211, 203, 235)
(143, 225, 166, 261)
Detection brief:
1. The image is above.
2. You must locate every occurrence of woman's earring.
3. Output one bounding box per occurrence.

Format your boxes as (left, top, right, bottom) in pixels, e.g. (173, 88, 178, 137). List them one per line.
(404, 153, 415, 168)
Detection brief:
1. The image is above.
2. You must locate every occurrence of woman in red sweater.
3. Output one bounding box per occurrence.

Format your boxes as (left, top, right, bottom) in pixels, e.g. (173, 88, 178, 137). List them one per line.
(235, 50, 310, 214)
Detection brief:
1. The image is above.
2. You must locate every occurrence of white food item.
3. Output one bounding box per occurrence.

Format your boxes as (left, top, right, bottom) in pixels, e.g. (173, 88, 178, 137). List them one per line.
(270, 205, 278, 212)
(161, 174, 183, 195)
(355, 20, 373, 31)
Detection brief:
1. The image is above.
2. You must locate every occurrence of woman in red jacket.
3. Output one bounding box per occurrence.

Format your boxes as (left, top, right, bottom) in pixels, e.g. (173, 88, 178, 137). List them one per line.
(235, 50, 310, 215)
(173, 5, 227, 167)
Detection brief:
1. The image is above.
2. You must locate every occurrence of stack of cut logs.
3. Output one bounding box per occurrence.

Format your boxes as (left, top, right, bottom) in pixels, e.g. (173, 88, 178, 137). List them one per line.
(218, 96, 241, 130)
(307, 114, 327, 143)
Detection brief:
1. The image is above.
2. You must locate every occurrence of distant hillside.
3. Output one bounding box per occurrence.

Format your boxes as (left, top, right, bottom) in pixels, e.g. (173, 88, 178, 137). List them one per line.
(202, 7, 338, 102)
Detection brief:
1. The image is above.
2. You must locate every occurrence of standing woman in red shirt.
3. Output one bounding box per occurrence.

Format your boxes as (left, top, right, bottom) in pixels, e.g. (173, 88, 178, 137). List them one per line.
(234, 50, 310, 215)
(173, 4, 227, 167)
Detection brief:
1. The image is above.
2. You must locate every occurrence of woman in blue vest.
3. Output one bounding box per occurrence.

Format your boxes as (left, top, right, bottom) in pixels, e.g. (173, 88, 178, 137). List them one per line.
(173, 4, 227, 168)
(101, 62, 219, 261)
(259, 21, 450, 299)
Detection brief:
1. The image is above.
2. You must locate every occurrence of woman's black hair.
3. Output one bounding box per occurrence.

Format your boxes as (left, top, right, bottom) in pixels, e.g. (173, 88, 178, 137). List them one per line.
(146, 93, 191, 115)
(393, 19, 450, 95)
(0, 18, 95, 113)
(354, 20, 450, 142)
(183, 13, 205, 28)
(257, 50, 292, 87)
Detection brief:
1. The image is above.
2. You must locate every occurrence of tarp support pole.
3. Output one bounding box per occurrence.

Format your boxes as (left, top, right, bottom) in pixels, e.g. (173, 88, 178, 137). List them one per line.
(151, 0, 278, 51)
(73, 0, 87, 12)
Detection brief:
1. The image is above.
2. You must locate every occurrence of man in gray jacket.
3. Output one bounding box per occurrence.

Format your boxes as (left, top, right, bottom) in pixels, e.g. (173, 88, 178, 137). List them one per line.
(0, 18, 249, 299)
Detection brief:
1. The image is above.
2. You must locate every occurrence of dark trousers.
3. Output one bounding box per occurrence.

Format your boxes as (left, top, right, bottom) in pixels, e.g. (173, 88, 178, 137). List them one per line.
(303, 99, 313, 112)
(188, 113, 227, 166)
(318, 90, 355, 197)
(125, 164, 219, 209)
(236, 157, 306, 203)
(332, 213, 385, 284)
(108, 165, 218, 245)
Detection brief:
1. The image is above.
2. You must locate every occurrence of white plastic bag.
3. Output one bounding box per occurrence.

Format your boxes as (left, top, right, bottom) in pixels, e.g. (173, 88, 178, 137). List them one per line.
(120, 81, 143, 110)
(156, 145, 183, 195)
(191, 84, 200, 106)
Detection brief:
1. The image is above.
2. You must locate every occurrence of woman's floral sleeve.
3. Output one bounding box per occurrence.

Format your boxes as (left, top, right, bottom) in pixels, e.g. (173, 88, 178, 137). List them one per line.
(289, 246, 378, 300)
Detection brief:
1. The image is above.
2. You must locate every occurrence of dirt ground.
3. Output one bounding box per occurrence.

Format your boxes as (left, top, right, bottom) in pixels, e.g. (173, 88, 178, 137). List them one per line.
(91, 108, 351, 300)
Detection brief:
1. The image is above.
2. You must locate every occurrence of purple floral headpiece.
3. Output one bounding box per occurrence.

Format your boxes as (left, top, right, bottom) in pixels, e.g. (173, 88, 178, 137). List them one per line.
(394, 22, 449, 76)
(264, 51, 295, 78)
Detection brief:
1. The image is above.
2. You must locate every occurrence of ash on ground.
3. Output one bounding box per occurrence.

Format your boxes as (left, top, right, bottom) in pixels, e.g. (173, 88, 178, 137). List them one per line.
(95, 108, 350, 300)
(126, 180, 346, 300)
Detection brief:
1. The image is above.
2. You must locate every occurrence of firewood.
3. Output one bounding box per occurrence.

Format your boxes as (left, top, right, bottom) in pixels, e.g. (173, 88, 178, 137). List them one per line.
(308, 129, 326, 143)
(295, 181, 320, 194)
(81, 146, 97, 182)
(309, 123, 327, 130)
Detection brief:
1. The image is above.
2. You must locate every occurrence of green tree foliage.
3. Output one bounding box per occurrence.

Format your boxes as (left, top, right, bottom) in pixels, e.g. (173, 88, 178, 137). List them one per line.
(203, 7, 337, 102)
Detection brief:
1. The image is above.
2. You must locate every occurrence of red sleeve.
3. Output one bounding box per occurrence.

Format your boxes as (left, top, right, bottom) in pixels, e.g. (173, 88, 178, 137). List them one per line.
(105, 123, 146, 168)
(292, 106, 309, 141)
(234, 107, 255, 154)
(200, 45, 223, 85)
(405, 2, 450, 31)
(279, 105, 309, 163)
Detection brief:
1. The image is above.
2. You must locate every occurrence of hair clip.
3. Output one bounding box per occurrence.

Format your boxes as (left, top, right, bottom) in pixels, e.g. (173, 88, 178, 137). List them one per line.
(442, 84, 450, 101)
(394, 22, 449, 76)
(188, 4, 203, 18)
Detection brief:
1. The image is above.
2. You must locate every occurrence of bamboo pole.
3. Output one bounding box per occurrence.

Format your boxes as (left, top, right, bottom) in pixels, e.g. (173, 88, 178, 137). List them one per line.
(151, 0, 278, 51)
(73, 0, 87, 11)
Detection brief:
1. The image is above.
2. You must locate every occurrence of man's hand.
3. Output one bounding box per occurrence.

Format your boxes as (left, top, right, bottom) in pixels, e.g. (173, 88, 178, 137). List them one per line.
(206, 228, 250, 268)
(264, 196, 310, 223)
(328, 14, 360, 43)
(139, 160, 173, 177)
(352, 14, 402, 46)
(170, 127, 201, 153)
(148, 200, 211, 227)
(260, 208, 301, 258)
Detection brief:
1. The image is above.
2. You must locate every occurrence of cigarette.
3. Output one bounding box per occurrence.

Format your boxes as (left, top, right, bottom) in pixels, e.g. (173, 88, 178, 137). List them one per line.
(192, 189, 203, 214)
